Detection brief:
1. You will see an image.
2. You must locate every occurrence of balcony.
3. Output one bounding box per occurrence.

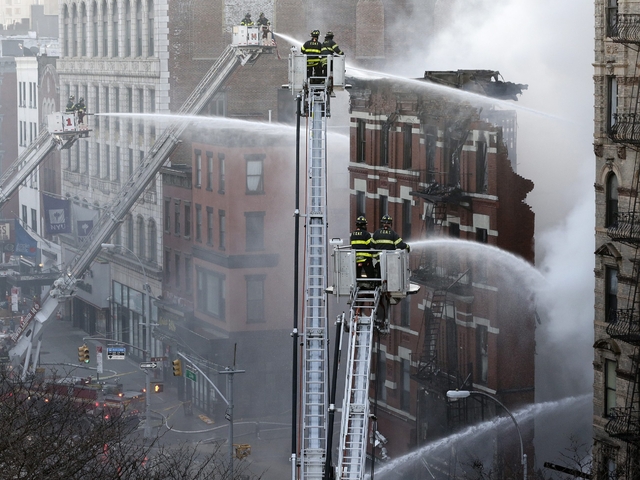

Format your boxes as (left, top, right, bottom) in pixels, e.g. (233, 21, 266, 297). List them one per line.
(606, 309, 640, 346)
(609, 14, 640, 44)
(610, 113, 640, 145)
(607, 212, 640, 244)
(605, 407, 640, 443)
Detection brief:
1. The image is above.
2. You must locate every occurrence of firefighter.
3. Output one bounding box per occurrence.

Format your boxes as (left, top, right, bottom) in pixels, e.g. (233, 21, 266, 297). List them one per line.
(256, 12, 271, 40)
(350, 216, 375, 279)
(240, 12, 253, 26)
(301, 30, 323, 83)
(65, 95, 76, 113)
(321, 31, 343, 94)
(373, 215, 410, 252)
(75, 97, 86, 124)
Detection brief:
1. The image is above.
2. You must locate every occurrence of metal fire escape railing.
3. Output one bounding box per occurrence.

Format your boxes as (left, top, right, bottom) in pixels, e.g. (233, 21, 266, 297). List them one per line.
(604, 13, 640, 454)
(300, 87, 329, 480)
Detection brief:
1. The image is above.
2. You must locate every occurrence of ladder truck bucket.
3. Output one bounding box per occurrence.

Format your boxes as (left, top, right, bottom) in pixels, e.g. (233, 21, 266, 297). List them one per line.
(330, 245, 356, 298)
(288, 53, 308, 96)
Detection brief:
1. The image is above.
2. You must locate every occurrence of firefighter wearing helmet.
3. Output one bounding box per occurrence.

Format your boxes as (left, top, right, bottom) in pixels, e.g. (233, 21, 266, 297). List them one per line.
(351, 215, 375, 279)
(373, 215, 410, 252)
(301, 30, 323, 82)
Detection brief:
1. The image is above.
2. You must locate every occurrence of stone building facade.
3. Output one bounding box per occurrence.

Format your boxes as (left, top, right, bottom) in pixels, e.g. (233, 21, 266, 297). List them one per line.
(593, 1, 640, 478)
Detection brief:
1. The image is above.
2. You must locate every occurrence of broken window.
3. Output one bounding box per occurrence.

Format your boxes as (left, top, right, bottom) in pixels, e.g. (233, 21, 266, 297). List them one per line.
(403, 124, 412, 169)
(424, 125, 437, 183)
(476, 140, 488, 193)
(604, 359, 617, 417)
(476, 325, 488, 384)
(605, 266, 618, 322)
(356, 119, 366, 163)
(380, 123, 389, 167)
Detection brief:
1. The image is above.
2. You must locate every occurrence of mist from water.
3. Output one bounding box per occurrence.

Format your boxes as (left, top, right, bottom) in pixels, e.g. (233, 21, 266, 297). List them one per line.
(371, 394, 591, 480)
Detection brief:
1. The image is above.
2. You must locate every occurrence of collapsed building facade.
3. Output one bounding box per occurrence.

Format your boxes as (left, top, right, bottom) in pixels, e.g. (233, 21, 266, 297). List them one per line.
(348, 71, 536, 471)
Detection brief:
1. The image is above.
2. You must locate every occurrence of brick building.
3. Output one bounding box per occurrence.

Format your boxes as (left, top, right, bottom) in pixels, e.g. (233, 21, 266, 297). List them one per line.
(347, 72, 536, 471)
(593, 2, 640, 478)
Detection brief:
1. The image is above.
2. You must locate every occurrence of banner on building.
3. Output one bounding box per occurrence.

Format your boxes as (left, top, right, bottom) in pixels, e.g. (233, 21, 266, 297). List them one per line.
(77, 220, 94, 243)
(14, 221, 37, 257)
(43, 194, 71, 234)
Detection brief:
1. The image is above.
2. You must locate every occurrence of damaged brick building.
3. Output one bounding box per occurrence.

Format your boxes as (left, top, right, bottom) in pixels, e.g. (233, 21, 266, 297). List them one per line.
(348, 70, 536, 471)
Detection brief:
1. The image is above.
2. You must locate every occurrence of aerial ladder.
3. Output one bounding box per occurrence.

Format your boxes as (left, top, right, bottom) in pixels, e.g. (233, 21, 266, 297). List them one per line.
(8, 28, 274, 378)
(0, 111, 90, 210)
(288, 49, 417, 479)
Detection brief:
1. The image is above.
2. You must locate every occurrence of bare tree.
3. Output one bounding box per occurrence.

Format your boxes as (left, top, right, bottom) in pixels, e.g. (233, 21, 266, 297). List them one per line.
(0, 371, 260, 479)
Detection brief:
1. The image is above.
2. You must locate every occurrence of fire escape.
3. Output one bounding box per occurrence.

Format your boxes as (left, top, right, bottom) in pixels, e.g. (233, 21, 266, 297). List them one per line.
(409, 118, 475, 443)
(603, 12, 640, 471)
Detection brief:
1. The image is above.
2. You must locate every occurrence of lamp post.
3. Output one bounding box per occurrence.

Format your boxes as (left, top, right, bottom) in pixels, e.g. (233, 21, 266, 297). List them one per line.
(446, 390, 527, 480)
(102, 243, 153, 439)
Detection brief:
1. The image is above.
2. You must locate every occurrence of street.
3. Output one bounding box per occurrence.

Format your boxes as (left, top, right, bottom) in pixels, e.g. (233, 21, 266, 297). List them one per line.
(37, 318, 292, 479)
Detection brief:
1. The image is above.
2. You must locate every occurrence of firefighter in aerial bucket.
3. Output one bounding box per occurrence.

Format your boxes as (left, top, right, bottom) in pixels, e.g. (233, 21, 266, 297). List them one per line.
(350, 215, 375, 280)
(301, 30, 323, 83)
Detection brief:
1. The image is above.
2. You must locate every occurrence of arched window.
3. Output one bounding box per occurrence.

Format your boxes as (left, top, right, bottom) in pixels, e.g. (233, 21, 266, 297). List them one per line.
(606, 173, 619, 228)
(63, 5, 70, 56)
(92, 1, 98, 56)
(147, 0, 154, 56)
(112, 1, 119, 57)
(124, 0, 131, 56)
(80, 2, 87, 56)
(137, 215, 145, 258)
(71, 4, 78, 56)
(126, 215, 134, 251)
(148, 219, 157, 262)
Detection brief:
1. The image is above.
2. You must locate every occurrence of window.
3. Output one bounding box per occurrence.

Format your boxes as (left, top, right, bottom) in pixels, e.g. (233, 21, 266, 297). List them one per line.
(356, 119, 366, 163)
(246, 275, 265, 323)
(184, 256, 192, 292)
(402, 199, 411, 239)
(197, 268, 225, 319)
(477, 325, 489, 384)
(136, 215, 145, 258)
(449, 222, 460, 238)
(379, 195, 388, 218)
(174, 200, 180, 235)
(403, 124, 412, 169)
(607, 0, 618, 37)
(174, 253, 180, 288)
(219, 210, 226, 250)
(246, 158, 264, 194)
(195, 150, 202, 187)
(184, 203, 191, 238)
(127, 215, 134, 251)
(425, 125, 437, 183)
(376, 350, 386, 402)
(21, 205, 27, 226)
(380, 123, 389, 167)
(147, 0, 154, 56)
(31, 208, 37, 233)
(606, 173, 619, 228)
(218, 153, 225, 193)
(400, 358, 410, 411)
(601, 444, 618, 480)
(206, 207, 213, 245)
(164, 198, 170, 232)
(206, 152, 213, 190)
(605, 267, 618, 322)
(164, 249, 171, 281)
(245, 212, 265, 251)
(148, 220, 157, 262)
(605, 359, 617, 417)
(356, 191, 366, 218)
(400, 296, 410, 327)
(476, 140, 488, 193)
(475, 228, 488, 281)
(195, 204, 202, 241)
(608, 76, 618, 133)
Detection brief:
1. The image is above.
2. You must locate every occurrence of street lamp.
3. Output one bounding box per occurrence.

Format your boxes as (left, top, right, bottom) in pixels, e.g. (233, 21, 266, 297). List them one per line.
(102, 243, 153, 439)
(446, 390, 527, 480)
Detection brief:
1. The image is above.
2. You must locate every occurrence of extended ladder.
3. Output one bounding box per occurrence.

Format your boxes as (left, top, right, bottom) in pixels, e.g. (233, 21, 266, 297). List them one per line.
(300, 87, 330, 480)
(337, 286, 381, 479)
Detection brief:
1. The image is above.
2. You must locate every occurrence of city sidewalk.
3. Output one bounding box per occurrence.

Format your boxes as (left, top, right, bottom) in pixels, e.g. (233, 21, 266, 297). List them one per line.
(37, 318, 291, 479)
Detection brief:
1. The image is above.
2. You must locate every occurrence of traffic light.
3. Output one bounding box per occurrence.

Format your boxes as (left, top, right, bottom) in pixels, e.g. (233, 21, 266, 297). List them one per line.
(78, 344, 90, 363)
(152, 382, 164, 393)
(172, 359, 182, 376)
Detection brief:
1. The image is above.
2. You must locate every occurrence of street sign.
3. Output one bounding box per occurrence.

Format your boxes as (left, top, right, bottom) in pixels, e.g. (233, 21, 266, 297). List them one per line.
(140, 362, 157, 369)
(107, 346, 126, 360)
(185, 369, 197, 382)
(151, 356, 167, 362)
